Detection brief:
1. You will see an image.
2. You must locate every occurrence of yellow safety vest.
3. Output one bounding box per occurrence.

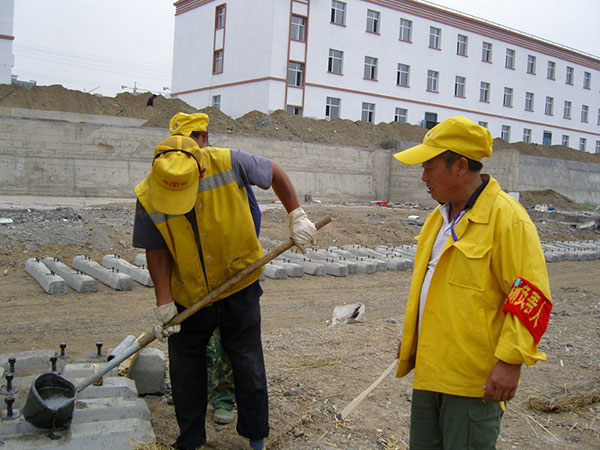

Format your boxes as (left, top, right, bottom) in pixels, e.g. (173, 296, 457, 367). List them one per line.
(135, 147, 264, 308)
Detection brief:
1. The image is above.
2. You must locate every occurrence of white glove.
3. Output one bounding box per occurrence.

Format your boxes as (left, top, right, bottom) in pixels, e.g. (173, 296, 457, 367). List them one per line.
(153, 302, 181, 342)
(286, 207, 316, 253)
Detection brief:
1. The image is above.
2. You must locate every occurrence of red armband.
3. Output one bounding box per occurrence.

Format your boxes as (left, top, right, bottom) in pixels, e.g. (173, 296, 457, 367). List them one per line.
(503, 277, 552, 344)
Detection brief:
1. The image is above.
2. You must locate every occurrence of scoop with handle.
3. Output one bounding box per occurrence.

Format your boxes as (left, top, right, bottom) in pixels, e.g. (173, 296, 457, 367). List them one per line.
(23, 216, 331, 431)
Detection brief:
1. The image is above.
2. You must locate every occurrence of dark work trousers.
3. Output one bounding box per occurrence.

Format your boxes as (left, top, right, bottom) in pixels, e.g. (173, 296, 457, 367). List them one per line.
(168, 281, 269, 448)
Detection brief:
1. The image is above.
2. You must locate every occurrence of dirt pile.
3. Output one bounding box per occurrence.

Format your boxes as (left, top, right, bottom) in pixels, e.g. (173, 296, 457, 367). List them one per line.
(3, 84, 599, 164)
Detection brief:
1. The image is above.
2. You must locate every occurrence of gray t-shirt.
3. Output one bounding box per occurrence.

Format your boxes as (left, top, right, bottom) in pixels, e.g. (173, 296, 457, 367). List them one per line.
(133, 149, 272, 249)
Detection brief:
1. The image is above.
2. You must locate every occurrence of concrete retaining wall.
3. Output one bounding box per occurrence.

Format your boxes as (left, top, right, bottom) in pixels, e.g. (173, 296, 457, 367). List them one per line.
(0, 113, 598, 205)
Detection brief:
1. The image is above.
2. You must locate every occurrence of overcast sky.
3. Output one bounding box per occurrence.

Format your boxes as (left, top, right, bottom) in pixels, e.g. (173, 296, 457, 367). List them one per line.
(10, 0, 600, 97)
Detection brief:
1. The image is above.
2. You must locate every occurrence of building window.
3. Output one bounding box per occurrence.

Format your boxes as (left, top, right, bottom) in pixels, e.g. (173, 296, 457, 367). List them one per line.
(562, 135, 569, 147)
(213, 49, 224, 73)
(394, 107, 408, 123)
(361, 102, 375, 123)
(501, 125, 511, 141)
(547, 61, 556, 80)
(566, 66, 574, 84)
(545, 96, 554, 115)
(286, 106, 302, 115)
(564, 100, 572, 119)
(503, 87, 513, 107)
(596, 140, 600, 154)
(399, 18, 412, 42)
(481, 42, 492, 62)
(527, 55, 536, 74)
(366, 9, 380, 33)
(328, 49, 343, 74)
(427, 70, 439, 92)
(331, 1, 346, 25)
(478, 121, 488, 128)
(215, 4, 226, 29)
(505, 48, 515, 69)
(583, 71, 592, 89)
(288, 61, 304, 86)
(396, 63, 410, 86)
(581, 105, 589, 122)
(454, 76, 466, 97)
(456, 34, 468, 56)
(598, 108, 600, 125)
(291, 15, 306, 41)
(579, 138, 586, 151)
(326, 97, 341, 119)
(543, 131, 552, 146)
(479, 82, 490, 102)
(523, 128, 532, 143)
(364, 56, 378, 80)
(429, 27, 441, 49)
(525, 92, 534, 111)
(212, 95, 221, 109)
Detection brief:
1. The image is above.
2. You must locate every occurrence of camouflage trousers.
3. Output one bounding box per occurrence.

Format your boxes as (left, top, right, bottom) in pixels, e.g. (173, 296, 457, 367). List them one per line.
(206, 328, 235, 410)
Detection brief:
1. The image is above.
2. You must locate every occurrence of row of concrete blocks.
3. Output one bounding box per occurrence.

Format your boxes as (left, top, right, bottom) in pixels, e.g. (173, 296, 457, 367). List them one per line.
(262, 244, 417, 279)
(25, 254, 153, 295)
(542, 240, 600, 262)
(0, 346, 166, 449)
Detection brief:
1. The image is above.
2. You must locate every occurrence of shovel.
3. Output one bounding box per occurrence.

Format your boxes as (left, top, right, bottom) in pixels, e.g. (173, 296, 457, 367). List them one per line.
(23, 216, 331, 431)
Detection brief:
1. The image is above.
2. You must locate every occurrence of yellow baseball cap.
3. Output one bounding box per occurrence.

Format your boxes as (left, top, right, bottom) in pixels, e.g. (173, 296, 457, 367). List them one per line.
(169, 112, 209, 136)
(393, 115, 492, 165)
(150, 136, 202, 215)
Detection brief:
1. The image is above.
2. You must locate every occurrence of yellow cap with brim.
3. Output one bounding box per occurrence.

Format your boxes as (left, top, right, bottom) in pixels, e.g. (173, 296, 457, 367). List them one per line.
(150, 136, 201, 215)
(169, 112, 209, 136)
(393, 115, 492, 165)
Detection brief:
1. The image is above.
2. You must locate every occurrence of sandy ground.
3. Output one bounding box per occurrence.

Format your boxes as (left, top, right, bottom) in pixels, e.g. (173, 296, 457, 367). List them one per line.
(1, 200, 599, 449)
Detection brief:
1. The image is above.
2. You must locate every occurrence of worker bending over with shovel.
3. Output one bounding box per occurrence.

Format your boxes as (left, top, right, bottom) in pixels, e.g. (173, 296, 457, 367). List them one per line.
(133, 113, 316, 450)
(393, 116, 552, 449)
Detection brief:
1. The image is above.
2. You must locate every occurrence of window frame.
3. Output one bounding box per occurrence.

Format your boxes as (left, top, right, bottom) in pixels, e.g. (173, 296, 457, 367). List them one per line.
(331, 0, 346, 25)
(479, 81, 490, 102)
(361, 102, 375, 123)
(505, 48, 515, 69)
(212, 94, 221, 109)
(213, 49, 224, 74)
(394, 107, 408, 123)
(566, 66, 574, 85)
(525, 92, 534, 111)
(399, 18, 412, 42)
(454, 75, 466, 97)
(427, 70, 439, 92)
(397, 63, 410, 87)
(456, 34, 468, 56)
(547, 61, 556, 80)
(523, 128, 532, 144)
(290, 15, 307, 41)
(429, 26, 441, 49)
(545, 96, 554, 115)
(481, 42, 493, 63)
(287, 61, 304, 87)
(366, 9, 380, 34)
(503, 87, 513, 107)
(563, 100, 572, 119)
(364, 56, 378, 80)
(579, 137, 586, 152)
(501, 125, 511, 141)
(562, 135, 570, 147)
(527, 55, 536, 74)
(581, 104, 589, 123)
(583, 71, 592, 89)
(328, 49, 344, 74)
(215, 4, 226, 29)
(325, 96, 341, 119)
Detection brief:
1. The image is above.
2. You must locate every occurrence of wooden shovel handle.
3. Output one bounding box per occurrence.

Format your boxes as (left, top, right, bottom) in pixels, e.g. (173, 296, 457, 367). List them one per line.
(136, 216, 331, 348)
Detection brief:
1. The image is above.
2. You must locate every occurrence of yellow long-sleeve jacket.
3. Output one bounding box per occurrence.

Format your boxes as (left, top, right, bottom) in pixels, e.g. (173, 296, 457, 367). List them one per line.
(396, 176, 552, 397)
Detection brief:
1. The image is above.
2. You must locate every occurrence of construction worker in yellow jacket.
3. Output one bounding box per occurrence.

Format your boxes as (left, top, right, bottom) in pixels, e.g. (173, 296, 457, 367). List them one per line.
(393, 116, 552, 449)
(133, 124, 316, 450)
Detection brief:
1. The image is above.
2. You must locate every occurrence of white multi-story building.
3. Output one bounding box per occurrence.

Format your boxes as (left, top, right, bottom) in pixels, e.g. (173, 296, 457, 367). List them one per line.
(0, 0, 15, 84)
(172, 0, 600, 153)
